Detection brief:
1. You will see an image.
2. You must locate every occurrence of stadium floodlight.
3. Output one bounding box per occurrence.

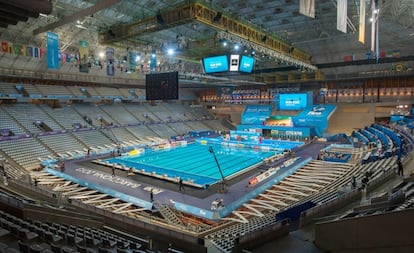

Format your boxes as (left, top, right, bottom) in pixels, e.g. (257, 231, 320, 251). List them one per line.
(208, 146, 227, 193)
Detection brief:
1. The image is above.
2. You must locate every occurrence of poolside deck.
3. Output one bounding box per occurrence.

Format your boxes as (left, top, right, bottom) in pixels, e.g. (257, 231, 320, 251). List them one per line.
(47, 140, 330, 220)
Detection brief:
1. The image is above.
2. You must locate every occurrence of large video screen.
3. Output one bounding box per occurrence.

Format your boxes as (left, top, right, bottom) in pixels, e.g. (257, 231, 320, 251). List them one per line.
(239, 55, 255, 73)
(203, 55, 229, 73)
(229, 54, 240, 72)
(145, 71, 179, 100)
(279, 93, 308, 110)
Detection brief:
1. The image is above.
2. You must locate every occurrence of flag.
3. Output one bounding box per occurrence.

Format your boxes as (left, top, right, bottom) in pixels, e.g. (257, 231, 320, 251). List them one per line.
(46, 32, 59, 69)
(1, 41, 8, 52)
(392, 49, 401, 58)
(61, 52, 66, 62)
(40, 48, 46, 58)
(337, 0, 347, 33)
(358, 0, 366, 43)
(27, 46, 33, 57)
(299, 0, 315, 18)
(21, 45, 27, 56)
(13, 44, 20, 55)
(79, 40, 89, 73)
(34, 47, 39, 58)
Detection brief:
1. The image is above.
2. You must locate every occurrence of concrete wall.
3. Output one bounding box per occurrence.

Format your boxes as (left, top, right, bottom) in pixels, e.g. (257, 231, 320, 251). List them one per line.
(314, 208, 414, 253)
(326, 103, 376, 135)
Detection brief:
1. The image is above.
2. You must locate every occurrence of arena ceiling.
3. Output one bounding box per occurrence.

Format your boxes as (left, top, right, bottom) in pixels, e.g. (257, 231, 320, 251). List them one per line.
(0, 0, 413, 84)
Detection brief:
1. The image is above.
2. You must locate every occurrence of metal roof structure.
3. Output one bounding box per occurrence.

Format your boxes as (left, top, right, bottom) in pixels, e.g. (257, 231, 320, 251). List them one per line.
(0, 0, 413, 85)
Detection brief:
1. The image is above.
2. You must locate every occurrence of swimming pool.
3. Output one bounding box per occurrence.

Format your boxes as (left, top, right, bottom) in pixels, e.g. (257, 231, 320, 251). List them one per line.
(104, 142, 278, 187)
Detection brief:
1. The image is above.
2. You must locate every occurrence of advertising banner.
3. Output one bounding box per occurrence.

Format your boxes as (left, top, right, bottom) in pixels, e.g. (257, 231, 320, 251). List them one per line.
(79, 40, 89, 73)
(46, 32, 59, 69)
(278, 93, 308, 110)
(106, 47, 115, 76)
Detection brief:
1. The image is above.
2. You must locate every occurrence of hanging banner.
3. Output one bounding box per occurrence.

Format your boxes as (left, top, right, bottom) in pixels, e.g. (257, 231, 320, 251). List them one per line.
(358, 0, 366, 43)
(46, 32, 59, 69)
(149, 53, 157, 73)
(106, 47, 115, 76)
(371, 0, 376, 53)
(129, 51, 137, 71)
(79, 40, 89, 73)
(337, 0, 347, 33)
(299, 0, 315, 18)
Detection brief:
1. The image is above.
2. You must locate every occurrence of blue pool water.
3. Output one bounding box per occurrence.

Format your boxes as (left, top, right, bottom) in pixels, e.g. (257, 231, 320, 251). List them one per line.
(105, 142, 282, 187)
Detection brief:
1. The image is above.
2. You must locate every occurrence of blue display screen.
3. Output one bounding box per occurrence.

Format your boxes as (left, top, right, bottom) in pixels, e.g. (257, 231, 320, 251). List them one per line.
(239, 55, 254, 73)
(203, 55, 229, 73)
(279, 93, 308, 110)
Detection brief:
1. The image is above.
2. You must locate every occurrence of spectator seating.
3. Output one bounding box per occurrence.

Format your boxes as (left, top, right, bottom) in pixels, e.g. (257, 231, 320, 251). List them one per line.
(0, 107, 27, 136)
(95, 87, 123, 98)
(65, 86, 87, 98)
(3, 104, 63, 134)
(39, 104, 90, 130)
(19, 83, 42, 97)
(99, 104, 138, 125)
(36, 84, 72, 98)
(0, 209, 146, 253)
(126, 125, 161, 140)
(72, 104, 116, 127)
(72, 130, 115, 151)
(0, 137, 53, 170)
(147, 124, 179, 139)
(38, 133, 87, 158)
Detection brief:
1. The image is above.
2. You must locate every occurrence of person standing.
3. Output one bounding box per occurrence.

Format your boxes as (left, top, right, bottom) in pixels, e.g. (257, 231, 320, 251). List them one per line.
(397, 159, 404, 176)
(112, 164, 116, 177)
(351, 175, 356, 189)
(150, 189, 154, 202)
(178, 177, 184, 191)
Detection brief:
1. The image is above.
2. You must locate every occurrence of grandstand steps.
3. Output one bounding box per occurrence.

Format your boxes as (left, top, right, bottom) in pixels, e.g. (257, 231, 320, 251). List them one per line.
(153, 202, 184, 227)
(18, 86, 30, 97)
(80, 88, 91, 97)
(120, 104, 144, 122)
(70, 131, 93, 150)
(0, 155, 27, 180)
(220, 118, 236, 130)
(98, 128, 117, 145)
(36, 137, 59, 158)
(38, 104, 68, 130)
(0, 106, 28, 134)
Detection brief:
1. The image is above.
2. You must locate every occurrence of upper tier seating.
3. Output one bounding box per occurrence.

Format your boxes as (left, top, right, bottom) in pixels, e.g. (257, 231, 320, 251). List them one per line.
(39, 104, 90, 130)
(99, 104, 139, 125)
(2, 104, 63, 134)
